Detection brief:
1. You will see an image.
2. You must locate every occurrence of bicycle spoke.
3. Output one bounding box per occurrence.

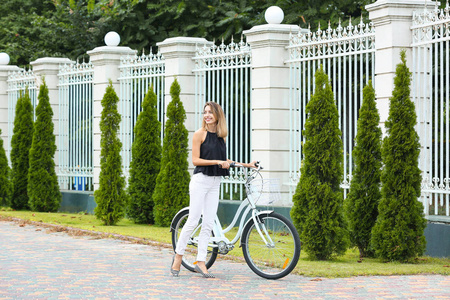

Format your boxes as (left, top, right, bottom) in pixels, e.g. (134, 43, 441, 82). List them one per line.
(242, 212, 300, 279)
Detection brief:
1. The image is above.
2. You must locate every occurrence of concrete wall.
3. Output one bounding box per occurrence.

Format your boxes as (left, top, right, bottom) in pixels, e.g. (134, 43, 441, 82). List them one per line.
(60, 191, 96, 214)
(424, 222, 450, 258)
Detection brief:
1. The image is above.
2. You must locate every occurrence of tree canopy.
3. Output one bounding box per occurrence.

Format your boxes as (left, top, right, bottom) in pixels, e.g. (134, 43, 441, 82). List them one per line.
(345, 81, 382, 258)
(28, 80, 62, 212)
(1, 0, 375, 67)
(127, 86, 162, 224)
(10, 90, 34, 210)
(291, 67, 348, 260)
(152, 79, 190, 227)
(371, 51, 426, 261)
(94, 81, 128, 225)
(0, 129, 12, 207)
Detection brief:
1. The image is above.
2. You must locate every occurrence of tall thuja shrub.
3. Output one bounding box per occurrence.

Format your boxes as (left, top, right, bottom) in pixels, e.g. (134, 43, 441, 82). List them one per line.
(345, 81, 382, 258)
(28, 80, 62, 212)
(152, 79, 190, 227)
(10, 90, 33, 210)
(127, 86, 162, 224)
(291, 67, 348, 260)
(0, 129, 12, 207)
(371, 50, 426, 261)
(94, 82, 128, 225)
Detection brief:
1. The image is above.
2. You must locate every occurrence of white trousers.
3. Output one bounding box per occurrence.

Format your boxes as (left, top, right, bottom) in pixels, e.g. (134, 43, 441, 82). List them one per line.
(175, 173, 221, 262)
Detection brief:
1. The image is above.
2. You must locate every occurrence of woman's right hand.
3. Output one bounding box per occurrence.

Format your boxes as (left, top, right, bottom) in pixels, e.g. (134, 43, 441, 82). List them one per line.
(218, 161, 230, 169)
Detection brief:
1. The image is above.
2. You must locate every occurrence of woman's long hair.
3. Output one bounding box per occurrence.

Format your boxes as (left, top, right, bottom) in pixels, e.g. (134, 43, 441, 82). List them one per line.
(202, 102, 228, 138)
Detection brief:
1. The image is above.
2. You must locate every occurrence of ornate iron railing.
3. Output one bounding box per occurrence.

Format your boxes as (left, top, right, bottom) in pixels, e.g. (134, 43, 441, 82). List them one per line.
(118, 50, 165, 180)
(287, 18, 375, 198)
(58, 61, 94, 191)
(412, 2, 450, 217)
(7, 69, 38, 162)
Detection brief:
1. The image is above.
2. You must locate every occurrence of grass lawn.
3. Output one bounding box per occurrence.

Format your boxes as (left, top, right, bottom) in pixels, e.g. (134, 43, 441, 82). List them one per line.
(1, 209, 449, 278)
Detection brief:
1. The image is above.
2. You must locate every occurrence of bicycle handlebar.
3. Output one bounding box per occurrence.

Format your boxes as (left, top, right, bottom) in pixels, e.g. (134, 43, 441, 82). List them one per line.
(230, 161, 263, 170)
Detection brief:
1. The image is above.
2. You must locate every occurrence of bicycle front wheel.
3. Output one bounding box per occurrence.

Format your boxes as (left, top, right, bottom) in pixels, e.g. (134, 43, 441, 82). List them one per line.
(241, 212, 301, 279)
(171, 209, 218, 272)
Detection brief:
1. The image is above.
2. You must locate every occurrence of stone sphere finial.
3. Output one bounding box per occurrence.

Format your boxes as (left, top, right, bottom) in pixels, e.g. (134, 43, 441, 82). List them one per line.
(0, 52, 10, 65)
(265, 6, 284, 24)
(104, 31, 120, 46)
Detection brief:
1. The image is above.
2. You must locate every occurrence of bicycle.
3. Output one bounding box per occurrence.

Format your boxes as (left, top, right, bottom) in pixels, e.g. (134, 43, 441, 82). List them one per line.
(170, 162, 301, 279)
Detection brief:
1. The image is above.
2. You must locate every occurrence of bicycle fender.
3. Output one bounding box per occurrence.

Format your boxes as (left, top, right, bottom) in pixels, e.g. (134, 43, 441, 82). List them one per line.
(239, 210, 274, 247)
(170, 207, 189, 232)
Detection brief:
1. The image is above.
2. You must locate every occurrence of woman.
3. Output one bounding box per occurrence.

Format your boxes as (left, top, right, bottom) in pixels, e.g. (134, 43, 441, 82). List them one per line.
(170, 101, 255, 278)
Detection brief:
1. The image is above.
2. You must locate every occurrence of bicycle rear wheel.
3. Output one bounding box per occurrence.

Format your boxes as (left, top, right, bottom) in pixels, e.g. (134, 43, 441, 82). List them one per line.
(171, 209, 218, 272)
(241, 212, 301, 279)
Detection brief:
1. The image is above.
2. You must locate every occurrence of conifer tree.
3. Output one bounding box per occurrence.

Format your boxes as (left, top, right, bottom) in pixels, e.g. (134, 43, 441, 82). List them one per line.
(291, 67, 348, 260)
(371, 50, 427, 261)
(94, 81, 128, 225)
(10, 90, 34, 210)
(28, 80, 62, 212)
(127, 86, 162, 224)
(345, 81, 382, 258)
(0, 129, 12, 207)
(152, 79, 190, 227)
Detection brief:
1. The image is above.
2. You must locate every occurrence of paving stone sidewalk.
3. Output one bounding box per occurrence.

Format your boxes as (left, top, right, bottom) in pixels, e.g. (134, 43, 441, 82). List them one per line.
(0, 221, 448, 299)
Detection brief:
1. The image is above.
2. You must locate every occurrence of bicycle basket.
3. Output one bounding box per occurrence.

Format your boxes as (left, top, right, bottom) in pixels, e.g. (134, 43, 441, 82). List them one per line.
(248, 179, 281, 205)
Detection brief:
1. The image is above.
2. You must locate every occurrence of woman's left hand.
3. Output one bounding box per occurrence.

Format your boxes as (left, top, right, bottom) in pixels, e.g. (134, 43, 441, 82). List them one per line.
(248, 161, 258, 168)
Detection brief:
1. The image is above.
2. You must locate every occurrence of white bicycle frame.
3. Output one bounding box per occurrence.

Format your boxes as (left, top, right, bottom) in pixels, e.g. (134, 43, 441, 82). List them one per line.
(188, 164, 276, 250)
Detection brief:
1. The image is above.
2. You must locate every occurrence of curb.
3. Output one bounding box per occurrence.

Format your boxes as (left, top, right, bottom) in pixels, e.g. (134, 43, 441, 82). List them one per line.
(0, 215, 249, 265)
(0, 215, 172, 249)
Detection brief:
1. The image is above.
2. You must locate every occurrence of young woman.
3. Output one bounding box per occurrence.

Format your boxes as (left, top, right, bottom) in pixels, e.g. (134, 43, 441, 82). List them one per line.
(170, 101, 255, 278)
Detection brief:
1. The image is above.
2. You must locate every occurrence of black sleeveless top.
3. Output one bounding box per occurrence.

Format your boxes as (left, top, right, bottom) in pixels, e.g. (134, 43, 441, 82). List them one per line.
(194, 131, 230, 177)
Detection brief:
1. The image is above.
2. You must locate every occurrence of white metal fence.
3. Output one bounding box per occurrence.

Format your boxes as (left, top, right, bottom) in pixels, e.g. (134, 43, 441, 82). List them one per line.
(7, 69, 38, 156)
(58, 61, 94, 191)
(193, 38, 252, 200)
(118, 51, 165, 180)
(412, 3, 450, 217)
(4, 4, 449, 220)
(287, 19, 376, 196)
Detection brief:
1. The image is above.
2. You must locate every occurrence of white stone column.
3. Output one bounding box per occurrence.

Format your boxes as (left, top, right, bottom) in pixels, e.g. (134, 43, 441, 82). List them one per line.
(367, 0, 436, 208)
(0, 63, 20, 162)
(244, 24, 300, 205)
(31, 57, 72, 171)
(87, 46, 136, 190)
(157, 37, 212, 168)
(366, 0, 435, 134)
